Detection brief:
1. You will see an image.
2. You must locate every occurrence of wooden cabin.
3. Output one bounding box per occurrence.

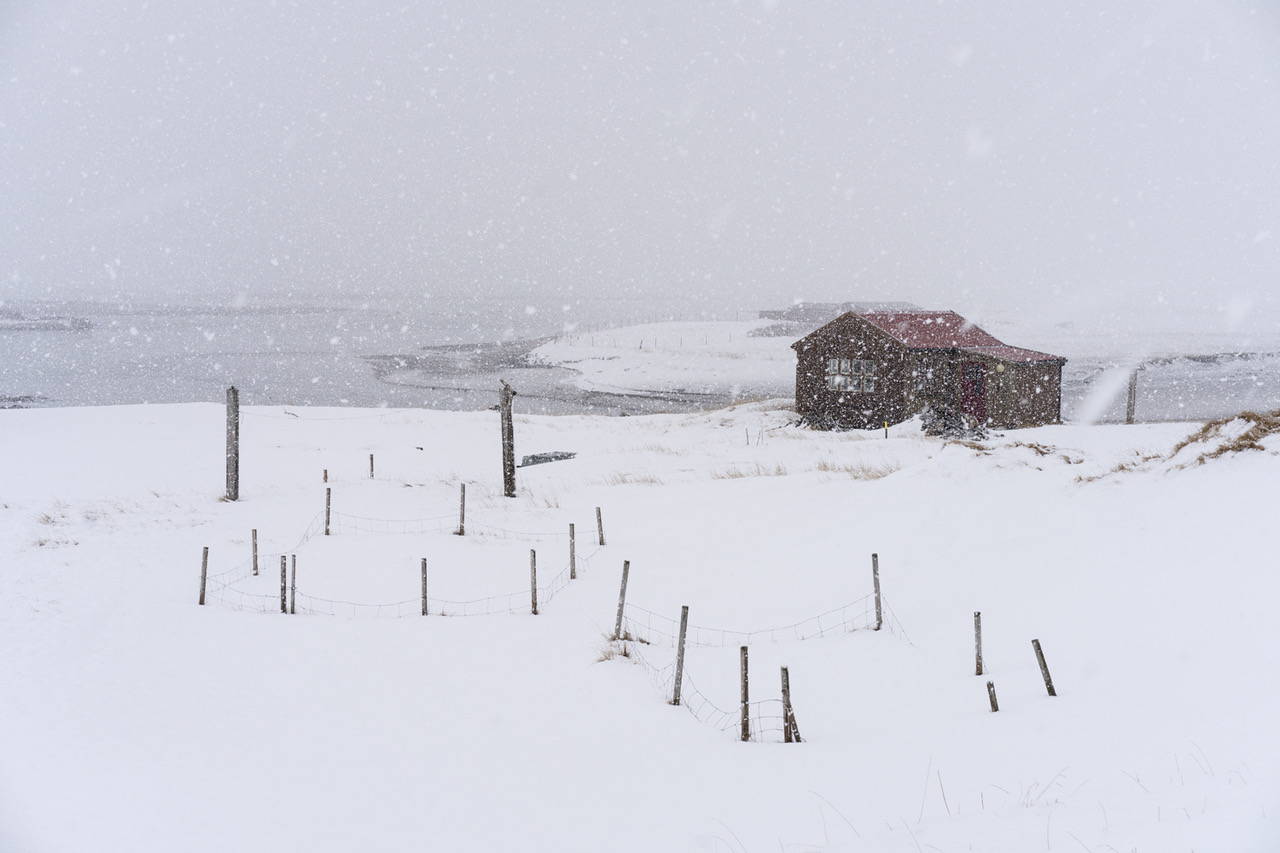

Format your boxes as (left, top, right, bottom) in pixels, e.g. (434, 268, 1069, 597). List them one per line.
(791, 311, 1066, 430)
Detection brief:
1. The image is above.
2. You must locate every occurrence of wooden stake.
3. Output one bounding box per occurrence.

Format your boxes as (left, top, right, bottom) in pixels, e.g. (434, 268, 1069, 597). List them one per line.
(987, 680, 999, 712)
(455, 483, 466, 536)
(279, 556, 287, 614)
(251, 528, 258, 576)
(671, 605, 689, 705)
(499, 380, 517, 498)
(529, 549, 539, 615)
(421, 558, 428, 615)
(198, 546, 208, 605)
(974, 611, 984, 676)
(781, 666, 802, 743)
(1032, 639, 1057, 696)
(324, 487, 331, 536)
(323, 468, 328, 483)
(612, 559, 630, 639)
(1125, 370, 1138, 424)
(568, 523, 576, 580)
(369, 453, 375, 479)
(596, 506, 606, 546)
(739, 646, 750, 742)
(872, 553, 883, 631)
(225, 386, 240, 501)
(289, 554, 297, 615)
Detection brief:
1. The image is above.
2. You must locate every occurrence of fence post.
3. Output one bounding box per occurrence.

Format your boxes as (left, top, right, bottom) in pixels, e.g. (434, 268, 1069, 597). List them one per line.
(455, 483, 465, 536)
(251, 528, 258, 576)
(1125, 370, 1138, 424)
(781, 666, 802, 743)
(872, 553, 883, 631)
(612, 559, 630, 639)
(323, 468, 328, 483)
(198, 546, 208, 605)
(1032, 639, 1057, 696)
(324, 487, 331, 536)
(596, 506, 606, 546)
(569, 523, 577, 580)
(421, 558, 428, 615)
(671, 605, 689, 705)
(279, 556, 287, 614)
(289, 555, 297, 615)
(987, 680, 999, 712)
(739, 646, 750, 742)
(530, 549, 539, 615)
(499, 380, 517, 498)
(369, 453, 374, 479)
(974, 611, 984, 676)
(225, 386, 240, 501)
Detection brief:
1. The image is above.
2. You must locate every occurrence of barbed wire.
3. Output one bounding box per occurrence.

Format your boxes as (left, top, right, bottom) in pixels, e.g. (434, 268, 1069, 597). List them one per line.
(621, 593, 877, 648)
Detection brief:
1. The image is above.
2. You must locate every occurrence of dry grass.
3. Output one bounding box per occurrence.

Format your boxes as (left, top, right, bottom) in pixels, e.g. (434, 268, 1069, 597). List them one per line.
(1168, 410, 1280, 465)
(603, 472, 665, 486)
(812, 459, 899, 480)
(945, 439, 990, 455)
(712, 462, 789, 479)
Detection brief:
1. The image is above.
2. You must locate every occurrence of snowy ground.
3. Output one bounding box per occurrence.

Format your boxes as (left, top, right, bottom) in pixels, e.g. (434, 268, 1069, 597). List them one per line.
(1, 401, 1277, 851)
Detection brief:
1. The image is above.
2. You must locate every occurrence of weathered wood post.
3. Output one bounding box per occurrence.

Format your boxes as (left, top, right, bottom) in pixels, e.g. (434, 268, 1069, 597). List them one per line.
(455, 483, 466, 536)
(612, 559, 630, 639)
(324, 487, 331, 536)
(671, 605, 689, 705)
(1032, 639, 1057, 696)
(251, 528, 258, 576)
(323, 468, 328, 483)
(872, 553, 883, 631)
(420, 558, 428, 615)
(739, 646, 751, 742)
(369, 453, 375, 479)
(225, 386, 240, 501)
(974, 611, 984, 676)
(530, 549, 539, 616)
(279, 556, 287, 614)
(781, 666, 802, 743)
(198, 546, 208, 605)
(596, 506, 606, 546)
(289, 555, 297, 615)
(987, 680, 1000, 712)
(499, 380, 517, 498)
(1125, 369, 1138, 425)
(568, 523, 577, 580)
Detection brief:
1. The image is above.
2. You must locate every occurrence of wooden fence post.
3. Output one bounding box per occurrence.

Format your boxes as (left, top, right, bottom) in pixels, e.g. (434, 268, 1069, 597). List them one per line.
(279, 556, 287, 614)
(987, 680, 999, 712)
(324, 487, 331, 536)
(499, 380, 517, 498)
(198, 546, 208, 605)
(612, 559, 630, 639)
(872, 553, 883, 631)
(739, 646, 750, 742)
(671, 605, 689, 705)
(251, 528, 258, 576)
(596, 506, 606, 546)
(369, 453, 374, 479)
(1032, 639, 1057, 696)
(1125, 370, 1138, 425)
(974, 611, 984, 676)
(421, 558, 428, 615)
(323, 468, 328, 483)
(530, 549, 539, 616)
(569, 523, 576, 580)
(781, 666, 802, 743)
(225, 386, 240, 501)
(289, 555, 297, 615)
(455, 483, 466, 536)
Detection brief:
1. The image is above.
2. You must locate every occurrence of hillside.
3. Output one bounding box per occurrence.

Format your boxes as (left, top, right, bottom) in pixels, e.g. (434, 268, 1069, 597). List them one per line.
(0, 402, 1276, 851)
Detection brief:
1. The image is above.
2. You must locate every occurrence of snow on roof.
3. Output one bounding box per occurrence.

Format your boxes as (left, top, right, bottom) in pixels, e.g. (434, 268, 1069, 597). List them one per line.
(856, 311, 1003, 349)
(961, 345, 1066, 364)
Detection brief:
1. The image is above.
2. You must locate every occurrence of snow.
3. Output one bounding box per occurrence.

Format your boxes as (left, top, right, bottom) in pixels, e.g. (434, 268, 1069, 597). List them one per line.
(1, 401, 1278, 851)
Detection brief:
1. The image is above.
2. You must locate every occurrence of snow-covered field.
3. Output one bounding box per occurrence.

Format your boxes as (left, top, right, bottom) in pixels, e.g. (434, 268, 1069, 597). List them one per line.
(2, 401, 1277, 851)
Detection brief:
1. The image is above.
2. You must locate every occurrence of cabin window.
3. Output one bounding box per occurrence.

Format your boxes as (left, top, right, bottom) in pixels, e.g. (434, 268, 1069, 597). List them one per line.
(825, 358, 876, 392)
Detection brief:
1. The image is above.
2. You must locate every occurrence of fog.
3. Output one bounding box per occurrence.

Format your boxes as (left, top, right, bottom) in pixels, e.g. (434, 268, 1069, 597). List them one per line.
(4, 1, 1280, 333)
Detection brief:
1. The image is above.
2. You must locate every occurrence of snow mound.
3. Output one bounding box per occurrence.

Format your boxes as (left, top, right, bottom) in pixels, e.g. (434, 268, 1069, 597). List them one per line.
(1165, 409, 1280, 467)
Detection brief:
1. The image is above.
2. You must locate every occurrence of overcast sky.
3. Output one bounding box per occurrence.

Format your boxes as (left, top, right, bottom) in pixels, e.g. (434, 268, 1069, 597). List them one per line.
(3, 1, 1279, 330)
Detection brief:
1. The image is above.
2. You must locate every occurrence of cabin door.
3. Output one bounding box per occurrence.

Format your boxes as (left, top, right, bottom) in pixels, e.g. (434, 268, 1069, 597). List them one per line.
(959, 362, 987, 422)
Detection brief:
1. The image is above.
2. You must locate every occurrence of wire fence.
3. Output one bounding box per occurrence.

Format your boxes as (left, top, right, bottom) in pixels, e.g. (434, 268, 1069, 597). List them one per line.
(621, 593, 879, 648)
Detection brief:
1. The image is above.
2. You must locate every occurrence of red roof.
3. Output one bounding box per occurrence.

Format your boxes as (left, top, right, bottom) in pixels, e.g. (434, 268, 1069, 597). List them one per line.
(961, 345, 1064, 364)
(857, 311, 1002, 349)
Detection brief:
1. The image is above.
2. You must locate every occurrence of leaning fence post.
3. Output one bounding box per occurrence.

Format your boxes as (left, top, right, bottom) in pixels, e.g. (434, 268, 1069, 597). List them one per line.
(974, 611, 984, 676)
(739, 646, 750, 742)
(251, 528, 258, 576)
(225, 386, 240, 501)
(872, 553, 883, 631)
(324, 487, 331, 536)
(421, 558, 428, 615)
(289, 555, 297, 615)
(1032, 639, 1057, 696)
(781, 666, 802, 743)
(455, 483, 466, 536)
(530, 549, 539, 615)
(568, 523, 577, 580)
(612, 559, 630, 639)
(671, 605, 689, 705)
(279, 556, 287, 614)
(596, 506, 606, 546)
(987, 680, 1000, 712)
(198, 546, 209, 605)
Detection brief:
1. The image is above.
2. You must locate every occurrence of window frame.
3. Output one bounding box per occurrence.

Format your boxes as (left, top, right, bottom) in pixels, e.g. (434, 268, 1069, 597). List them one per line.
(824, 357, 877, 393)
